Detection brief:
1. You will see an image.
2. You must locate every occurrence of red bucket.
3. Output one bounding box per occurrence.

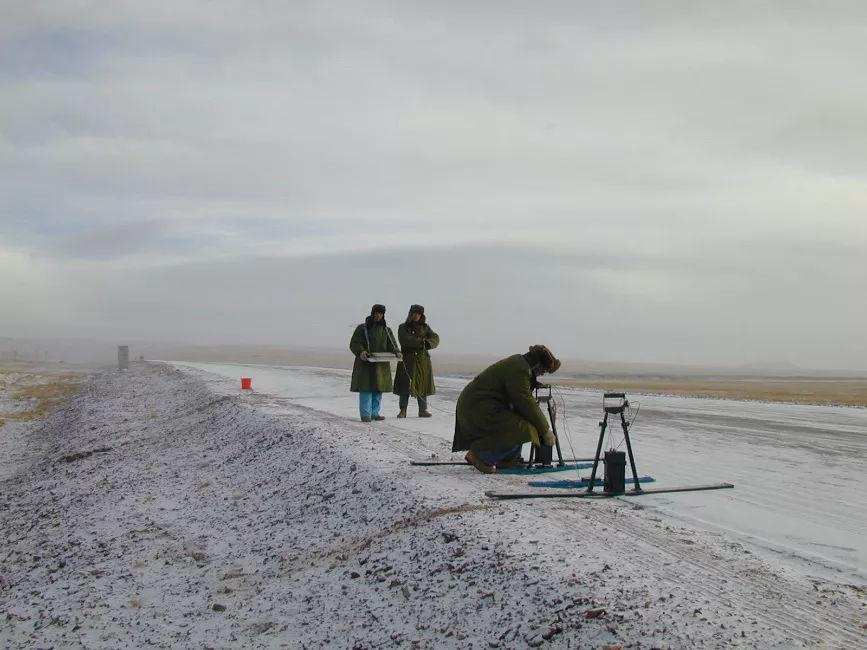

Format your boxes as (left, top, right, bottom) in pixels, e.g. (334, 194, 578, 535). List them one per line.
(240, 377, 252, 390)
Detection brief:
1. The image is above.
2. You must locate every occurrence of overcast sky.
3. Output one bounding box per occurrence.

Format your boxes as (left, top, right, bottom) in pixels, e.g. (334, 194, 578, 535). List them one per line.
(1, 1, 865, 369)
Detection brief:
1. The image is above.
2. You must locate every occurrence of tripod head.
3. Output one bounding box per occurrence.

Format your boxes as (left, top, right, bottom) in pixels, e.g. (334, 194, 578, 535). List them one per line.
(603, 392, 628, 414)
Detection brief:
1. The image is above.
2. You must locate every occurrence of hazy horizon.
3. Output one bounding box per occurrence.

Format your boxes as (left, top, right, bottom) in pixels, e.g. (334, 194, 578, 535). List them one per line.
(2, 3, 865, 371)
(4, 334, 867, 378)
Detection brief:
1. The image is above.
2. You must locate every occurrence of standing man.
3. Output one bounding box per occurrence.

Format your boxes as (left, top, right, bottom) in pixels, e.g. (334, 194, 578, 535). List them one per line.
(393, 304, 440, 418)
(452, 345, 561, 473)
(349, 304, 399, 422)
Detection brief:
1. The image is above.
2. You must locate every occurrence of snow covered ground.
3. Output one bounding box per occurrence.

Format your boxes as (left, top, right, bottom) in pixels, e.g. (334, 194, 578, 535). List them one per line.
(173, 361, 867, 585)
(1, 362, 864, 648)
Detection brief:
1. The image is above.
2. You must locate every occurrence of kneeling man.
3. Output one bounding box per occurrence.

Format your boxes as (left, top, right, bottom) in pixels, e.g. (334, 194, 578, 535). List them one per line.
(452, 345, 561, 473)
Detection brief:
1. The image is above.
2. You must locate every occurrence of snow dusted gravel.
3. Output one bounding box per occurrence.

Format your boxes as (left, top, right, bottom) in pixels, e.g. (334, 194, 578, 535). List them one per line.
(1, 363, 864, 648)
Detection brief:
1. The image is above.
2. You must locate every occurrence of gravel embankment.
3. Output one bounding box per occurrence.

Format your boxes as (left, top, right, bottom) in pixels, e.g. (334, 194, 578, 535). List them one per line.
(1, 363, 863, 648)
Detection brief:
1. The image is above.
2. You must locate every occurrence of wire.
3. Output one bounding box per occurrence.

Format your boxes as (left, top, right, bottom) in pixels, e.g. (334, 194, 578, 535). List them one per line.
(598, 393, 617, 451)
(628, 401, 641, 427)
(551, 385, 581, 476)
(613, 400, 640, 450)
(424, 395, 457, 416)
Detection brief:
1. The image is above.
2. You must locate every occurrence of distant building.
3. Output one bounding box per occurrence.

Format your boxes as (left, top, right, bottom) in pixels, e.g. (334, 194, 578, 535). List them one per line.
(118, 346, 130, 370)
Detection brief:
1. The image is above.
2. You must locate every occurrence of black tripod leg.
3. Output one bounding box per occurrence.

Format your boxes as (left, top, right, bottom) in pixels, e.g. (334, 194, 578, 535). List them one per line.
(586, 414, 608, 493)
(621, 411, 641, 492)
(547, 400, 565, 466)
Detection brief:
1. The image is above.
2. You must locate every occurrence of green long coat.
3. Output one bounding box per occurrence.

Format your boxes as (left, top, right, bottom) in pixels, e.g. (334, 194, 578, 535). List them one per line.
(452, 354, 550, 452)
(349, 321, 398, 393)
(393, 322, 440, 397)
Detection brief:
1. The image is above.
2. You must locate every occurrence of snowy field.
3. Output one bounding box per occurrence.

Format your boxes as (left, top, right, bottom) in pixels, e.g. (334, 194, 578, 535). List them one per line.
(2, 362, 864, 648)
(172, 361, 867, 585)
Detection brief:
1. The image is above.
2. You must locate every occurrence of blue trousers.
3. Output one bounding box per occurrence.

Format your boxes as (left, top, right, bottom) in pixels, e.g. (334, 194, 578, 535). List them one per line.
(477, 444, 523, 465)
(359, 391, 382, 418)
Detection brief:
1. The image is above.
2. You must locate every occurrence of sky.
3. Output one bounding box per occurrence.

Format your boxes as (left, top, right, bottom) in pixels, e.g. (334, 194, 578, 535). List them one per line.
(1, 1, 866, 370)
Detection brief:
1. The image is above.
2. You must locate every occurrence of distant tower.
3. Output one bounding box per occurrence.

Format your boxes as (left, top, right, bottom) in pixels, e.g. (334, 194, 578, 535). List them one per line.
(118, 345, 130, 370)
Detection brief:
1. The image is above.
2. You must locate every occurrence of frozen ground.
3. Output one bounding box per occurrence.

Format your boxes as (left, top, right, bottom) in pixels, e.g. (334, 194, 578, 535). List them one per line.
(0, 365, 90, 484)
(174, 361, 867, 585)
(1, 362, 864, 648)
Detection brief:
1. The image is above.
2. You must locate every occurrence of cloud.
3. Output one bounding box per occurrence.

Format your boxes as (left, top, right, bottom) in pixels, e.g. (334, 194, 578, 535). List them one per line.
(1, 2, 866, 368)
(7, 242, 855, 370)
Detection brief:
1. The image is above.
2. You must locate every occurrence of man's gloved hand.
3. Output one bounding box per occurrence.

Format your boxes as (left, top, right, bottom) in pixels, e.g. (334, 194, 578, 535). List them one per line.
(541, 429, 557, 446)
(359, 351, 369, 361)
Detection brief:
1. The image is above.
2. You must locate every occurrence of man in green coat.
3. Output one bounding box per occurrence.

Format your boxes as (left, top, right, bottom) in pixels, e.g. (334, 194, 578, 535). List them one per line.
(452, 345, 561, 473)
(349, 304, 399, 422)
(393, 304, 439, 418)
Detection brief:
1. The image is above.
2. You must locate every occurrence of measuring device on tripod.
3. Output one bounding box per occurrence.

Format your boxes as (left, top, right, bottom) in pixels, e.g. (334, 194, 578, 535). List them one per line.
(410, 381, 594, 468)
(585, 392, 641, 494)
(485, 390, 735, 500)
(527, 382, 566, 467)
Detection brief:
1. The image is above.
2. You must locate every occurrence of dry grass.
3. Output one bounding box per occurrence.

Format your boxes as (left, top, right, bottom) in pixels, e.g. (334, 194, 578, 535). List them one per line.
(555, 377, 867, 407)
(0, 364, 84, 424)
(7, 382, 82, 421)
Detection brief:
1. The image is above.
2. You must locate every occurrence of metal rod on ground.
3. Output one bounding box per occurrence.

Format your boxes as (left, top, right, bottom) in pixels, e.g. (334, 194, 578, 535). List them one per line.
(410, 458, 596, 466)
(485, 483, 735, 500)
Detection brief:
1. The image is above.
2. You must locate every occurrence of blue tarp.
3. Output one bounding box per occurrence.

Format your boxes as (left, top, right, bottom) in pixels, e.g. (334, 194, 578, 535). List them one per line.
(528, 475, 656, 488)
(497, 462, 595, 475)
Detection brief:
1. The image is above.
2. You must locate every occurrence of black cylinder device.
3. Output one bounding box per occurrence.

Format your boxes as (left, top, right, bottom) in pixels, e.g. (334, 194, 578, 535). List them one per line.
(603, 450, 626, 494)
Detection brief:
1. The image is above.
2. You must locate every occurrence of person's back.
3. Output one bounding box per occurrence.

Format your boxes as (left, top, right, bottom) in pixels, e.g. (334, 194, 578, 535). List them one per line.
(452, 346, 560, 472)
(457, 354, 529, 427)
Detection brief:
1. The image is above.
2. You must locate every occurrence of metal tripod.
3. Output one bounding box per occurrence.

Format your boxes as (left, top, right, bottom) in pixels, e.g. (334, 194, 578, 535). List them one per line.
(585, 392, 641, 493)
(526, 383, 565, 467)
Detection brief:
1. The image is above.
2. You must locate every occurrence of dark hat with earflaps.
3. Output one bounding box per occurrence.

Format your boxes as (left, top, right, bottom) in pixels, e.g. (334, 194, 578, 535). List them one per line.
(371, 304, 386, 315)
(405, 304, 426, 325)
(528, 345, 561, 373)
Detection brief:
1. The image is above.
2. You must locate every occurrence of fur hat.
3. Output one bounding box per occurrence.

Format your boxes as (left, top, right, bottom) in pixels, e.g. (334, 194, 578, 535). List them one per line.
(528, 345, 561, 373)
(370, 304, 386, 316)
(406, 304, 426, 325)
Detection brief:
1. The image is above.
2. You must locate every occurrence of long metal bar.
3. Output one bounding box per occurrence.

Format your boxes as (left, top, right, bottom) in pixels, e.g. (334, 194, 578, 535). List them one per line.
(410, 458, 596, 466)
(485, 483, 735, 500)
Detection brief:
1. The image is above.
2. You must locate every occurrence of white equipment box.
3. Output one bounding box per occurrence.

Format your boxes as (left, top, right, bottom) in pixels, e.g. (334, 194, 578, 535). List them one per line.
(366, 353, 403, 363)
